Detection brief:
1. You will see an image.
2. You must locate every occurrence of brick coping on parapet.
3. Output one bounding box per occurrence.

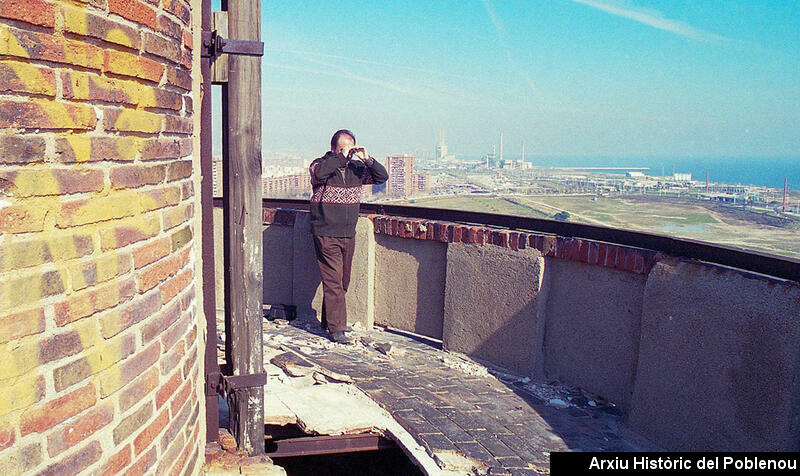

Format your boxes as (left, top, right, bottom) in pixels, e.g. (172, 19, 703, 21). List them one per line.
(262, 208, 662, 276)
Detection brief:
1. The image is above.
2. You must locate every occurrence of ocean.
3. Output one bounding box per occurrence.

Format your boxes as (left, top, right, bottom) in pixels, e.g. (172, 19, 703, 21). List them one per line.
(525, 157, 800, 191)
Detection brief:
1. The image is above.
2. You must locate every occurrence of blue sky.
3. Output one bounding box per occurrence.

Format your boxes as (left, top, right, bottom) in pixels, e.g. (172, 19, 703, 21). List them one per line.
(211, 0, 799, 160)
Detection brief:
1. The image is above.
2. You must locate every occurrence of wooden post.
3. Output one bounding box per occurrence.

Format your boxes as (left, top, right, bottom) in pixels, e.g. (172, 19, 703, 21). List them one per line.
(224, 0, 264, 455)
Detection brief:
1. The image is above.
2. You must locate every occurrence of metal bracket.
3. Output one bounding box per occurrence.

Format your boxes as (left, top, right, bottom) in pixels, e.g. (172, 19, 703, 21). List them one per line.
(201, 30, 264, 59)
(206, 371, 267, 397)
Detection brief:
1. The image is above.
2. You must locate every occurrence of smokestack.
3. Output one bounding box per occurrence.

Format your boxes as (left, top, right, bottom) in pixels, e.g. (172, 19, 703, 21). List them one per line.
(706, 172, 709, 193)
(499, 132, 503, 163)
(783, 177, 788, 213)
(521, 141, 525, 162)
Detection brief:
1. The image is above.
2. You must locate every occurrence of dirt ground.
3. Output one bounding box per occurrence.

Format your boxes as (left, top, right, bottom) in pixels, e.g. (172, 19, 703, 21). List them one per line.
(398, 194, 800, 259)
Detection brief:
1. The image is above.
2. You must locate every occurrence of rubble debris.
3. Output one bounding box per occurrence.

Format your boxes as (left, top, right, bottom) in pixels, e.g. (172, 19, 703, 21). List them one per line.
(270, 352, 315, 378)
(278, 345, 354, 383)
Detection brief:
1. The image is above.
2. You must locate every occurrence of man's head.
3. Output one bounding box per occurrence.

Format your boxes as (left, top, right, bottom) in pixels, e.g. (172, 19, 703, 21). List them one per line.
(330, 129, 356, 155)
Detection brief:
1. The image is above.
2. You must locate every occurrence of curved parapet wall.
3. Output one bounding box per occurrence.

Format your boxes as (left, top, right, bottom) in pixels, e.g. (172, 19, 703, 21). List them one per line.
(1, 1, 203, 474)
(256, 202, 800, 452)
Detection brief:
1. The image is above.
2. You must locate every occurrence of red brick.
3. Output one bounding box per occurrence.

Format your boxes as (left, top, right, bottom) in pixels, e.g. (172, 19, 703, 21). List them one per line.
(110, 164, 166, 189)
(167, 160, 192, 181)
(119, 367, 159, 413)
(180, 48, 192, 70)
(165, 66, 191, 91)
(597, 243, 608, 266)
(38, 330, 83, 364)
(0, 0, 55, 27)
(0, 169, 104, 197)
(55, 136, 136, 163)
(163, 202, 193, 230)
(542, 235, 557, 256)
(99, 215, 160, 250)
(20, 384, 96, 436)
(509, 232, 519, 250)
(0, 424, 15, 451)
(179, 137, 193, 155)
(164, 115, 194, 134)
(53, 334, 136, 392)
(0, 307, 45, 343)
(109, 0, 155, 26)
(161, 309, 191, 352)
(143, 32, 180, 63)
(138, 138, 180, 160)
(0, 26, 103, 70)
(160, 339, 185, 376)
(46, 403, 113, 457)
(605, 245, 618, 267)
(136, 247, 190, 292)
(104, 49, 165, 83)
(180, 180, 193, 199)
(99, 342, 160, 397)
(588, 242, 600, 264)
(613, 246, 626, 269)
(162, 0, 190, 25)
(156, 369, 182, 410)
(160, 269, 192, 305)
(62, 4, 141, 50)
(98, 291, 161, 338)
(0, 135, 46, 165)
(141, 300, 180, 344)
(0, 99, 96, 130)
(133, 407, 169, 456)
(112, 402, 153, 445)
(55, 278, 136, 326)
(634, 252, 645, 274)
(132, 236, 171, 269)
(182, 29, 192, 50)
(0, 62, 56, 97)
(139, 186, 181, 212)
(98, 445, 132, 476)
(157, 14, 181, 39)
(129, 446, 158, 474)
(179, 286, 195, 311)
(40, 441, 102, 476)
(170, 377, 193, 416)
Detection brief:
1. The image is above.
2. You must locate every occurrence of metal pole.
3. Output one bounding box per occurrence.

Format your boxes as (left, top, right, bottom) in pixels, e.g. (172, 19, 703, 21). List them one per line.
(224, 0, 265, 455)
(200, 0, 221, 444)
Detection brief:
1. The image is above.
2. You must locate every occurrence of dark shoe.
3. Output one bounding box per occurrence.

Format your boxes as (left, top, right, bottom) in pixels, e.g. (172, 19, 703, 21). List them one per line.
(329, 331, 354, 344)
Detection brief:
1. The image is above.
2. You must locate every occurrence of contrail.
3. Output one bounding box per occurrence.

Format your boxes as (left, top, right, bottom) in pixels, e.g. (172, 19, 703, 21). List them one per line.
(566, 0, 730, 42)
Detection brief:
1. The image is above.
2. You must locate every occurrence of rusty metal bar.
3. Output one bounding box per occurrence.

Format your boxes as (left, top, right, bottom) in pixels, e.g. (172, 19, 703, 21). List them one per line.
(222, 197, 800, 283)
(200, 0, 220, 444)
(266, 434, 397, 458)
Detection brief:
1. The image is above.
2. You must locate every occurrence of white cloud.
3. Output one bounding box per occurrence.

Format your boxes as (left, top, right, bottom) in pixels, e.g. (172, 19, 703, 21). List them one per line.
(567, 0, 729, 42)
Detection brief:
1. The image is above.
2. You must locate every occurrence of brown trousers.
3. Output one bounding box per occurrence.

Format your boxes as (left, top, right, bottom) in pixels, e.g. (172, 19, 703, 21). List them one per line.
(312, 235, 356, 333)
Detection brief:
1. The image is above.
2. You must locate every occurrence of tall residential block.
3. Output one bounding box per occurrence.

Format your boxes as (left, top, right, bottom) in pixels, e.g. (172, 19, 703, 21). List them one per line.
(386, 154, 415, 198)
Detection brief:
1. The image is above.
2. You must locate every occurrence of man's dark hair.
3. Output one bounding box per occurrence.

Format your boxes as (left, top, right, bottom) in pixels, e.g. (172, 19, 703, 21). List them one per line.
(330, 129, 356, 151)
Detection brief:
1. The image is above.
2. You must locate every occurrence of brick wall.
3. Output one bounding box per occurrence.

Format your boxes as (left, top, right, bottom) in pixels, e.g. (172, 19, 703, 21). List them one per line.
(0, 0, 202, 474)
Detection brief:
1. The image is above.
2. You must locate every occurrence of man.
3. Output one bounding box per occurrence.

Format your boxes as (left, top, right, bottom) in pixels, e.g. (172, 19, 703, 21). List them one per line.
(309, 129, 388, 344)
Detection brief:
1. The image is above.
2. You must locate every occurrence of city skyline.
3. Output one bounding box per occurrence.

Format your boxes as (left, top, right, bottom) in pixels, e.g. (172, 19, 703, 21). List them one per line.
(211, 0, 799, 160)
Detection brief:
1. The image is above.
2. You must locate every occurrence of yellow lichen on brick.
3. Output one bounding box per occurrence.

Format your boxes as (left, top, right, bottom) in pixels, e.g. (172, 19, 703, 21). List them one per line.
(105, 109, 161, 133)
(61, 4, 88, 36)
(0, 25, 30, 59)
(98, 214, 161, 251)
(0, 374, 43, 417)
(57, 191, 140, 228)
(1, 61, 56, 96)
(0, 269, 65, 313)
(0, 341, 39, 381)
(59, 135, 92, 163)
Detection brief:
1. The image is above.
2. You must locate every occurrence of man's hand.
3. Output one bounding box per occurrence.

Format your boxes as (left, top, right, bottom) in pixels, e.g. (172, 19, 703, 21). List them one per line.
(351, 147, 368, 161)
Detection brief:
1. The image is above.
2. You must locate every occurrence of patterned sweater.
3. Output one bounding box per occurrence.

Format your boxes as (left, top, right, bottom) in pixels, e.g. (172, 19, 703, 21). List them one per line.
(308, 151, 389, 237)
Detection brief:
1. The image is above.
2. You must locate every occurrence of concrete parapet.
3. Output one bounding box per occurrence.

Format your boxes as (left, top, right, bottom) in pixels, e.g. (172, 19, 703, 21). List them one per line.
(374, 235, 446, 339)
(290, 213, 373, 330)
(542, 259, 646, 411)
(629, 259, 800, 451)
(443, 243, 547, 377)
